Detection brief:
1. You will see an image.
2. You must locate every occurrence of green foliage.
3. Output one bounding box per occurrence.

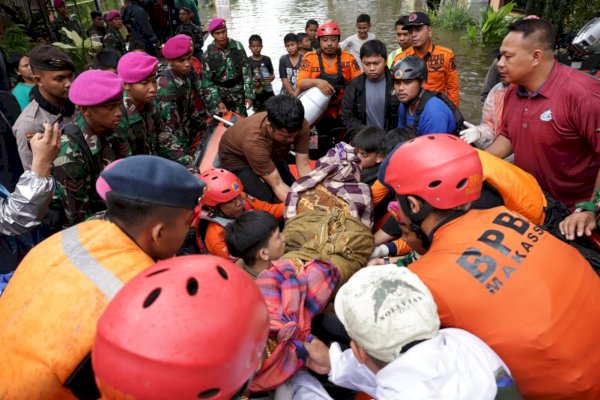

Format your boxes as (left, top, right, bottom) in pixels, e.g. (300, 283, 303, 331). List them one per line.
(52, 28, 101, 72)
(479, 2, 520, 44)
(0, 24, 33, 57)
(428, 1, 475, 32)
(461, 24, 478, 43)
(524, 0, 600, 37)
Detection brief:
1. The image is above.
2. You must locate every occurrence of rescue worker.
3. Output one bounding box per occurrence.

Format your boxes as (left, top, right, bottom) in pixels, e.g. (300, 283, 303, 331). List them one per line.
(52, 0, 82, 42)
(194, 168, 283, 260)
(176, 6, 204, 59)
(392, 12, 460, 107)
(380, 134, 600, 399)
(87, 11, 107, 40)
(0, 155, 205, 399)
(155, 34, 205, 166)
(13, 45, 75, 170)
(218, 95, 312, 203)
(297, 21, 362, 157)
(92, 255, 269, 399)
(122, 0, 159, 56)
(103, 10, 127, 56)
(201, 17, 255, 116)
(392, 56, 458, 135)
(115, 51, 159, 155)
(53, 70, 123, 231)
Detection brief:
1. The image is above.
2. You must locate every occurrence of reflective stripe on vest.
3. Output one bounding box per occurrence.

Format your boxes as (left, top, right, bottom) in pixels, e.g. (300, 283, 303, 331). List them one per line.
(61, 225, 124, 299)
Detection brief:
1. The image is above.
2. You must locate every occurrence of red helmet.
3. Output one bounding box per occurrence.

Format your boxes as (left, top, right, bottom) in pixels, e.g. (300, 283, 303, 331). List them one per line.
(92, 255, 269, 400)
(382, 134, 483, 209)
(197, 168, 243, 207)
(317, 21, 341, 37)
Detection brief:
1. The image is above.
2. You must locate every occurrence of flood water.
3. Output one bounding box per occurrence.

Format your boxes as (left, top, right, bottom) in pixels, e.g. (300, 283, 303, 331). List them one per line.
(204, 0, 497, 123)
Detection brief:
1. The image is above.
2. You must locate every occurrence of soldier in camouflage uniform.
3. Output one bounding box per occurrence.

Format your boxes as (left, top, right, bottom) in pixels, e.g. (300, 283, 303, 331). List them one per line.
(176, 7, 204, 59)
(52, 0, 82, 42)
(51, 70, 123, 231)
(201, 18, 254, 116)
(155, 34, 205, 166)
(104, 10, 127, 55)
(114, 51, 160, 155)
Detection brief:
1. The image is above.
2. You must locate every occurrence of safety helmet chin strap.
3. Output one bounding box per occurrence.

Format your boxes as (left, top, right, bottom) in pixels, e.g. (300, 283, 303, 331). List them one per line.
(398, 195, 434, 250)
(398, 195, 470, 251)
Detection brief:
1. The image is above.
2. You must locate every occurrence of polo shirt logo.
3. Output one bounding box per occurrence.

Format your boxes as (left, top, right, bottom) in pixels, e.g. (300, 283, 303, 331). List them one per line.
(540, 108, 552, 122)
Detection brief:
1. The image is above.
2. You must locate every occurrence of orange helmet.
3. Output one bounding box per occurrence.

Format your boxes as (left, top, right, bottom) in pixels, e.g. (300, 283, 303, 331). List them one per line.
(317, 21, 341, 37)
(197, 168, 243, 207)
(381, 134, 483, 209)
(93, 255, 269, 399)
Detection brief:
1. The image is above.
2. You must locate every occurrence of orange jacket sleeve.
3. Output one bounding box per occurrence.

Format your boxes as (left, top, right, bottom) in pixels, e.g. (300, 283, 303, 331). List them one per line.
(445, 51, 460, 107)
(243, 193, 284, 219)
(296, 51, 319, 90)
(204, 222, 237, 261)
(371, 179, 390, 207)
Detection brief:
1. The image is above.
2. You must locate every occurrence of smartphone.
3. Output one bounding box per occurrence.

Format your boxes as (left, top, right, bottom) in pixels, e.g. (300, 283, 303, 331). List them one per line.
(50, 113, 65, 132)
(26, 114, 64, 150)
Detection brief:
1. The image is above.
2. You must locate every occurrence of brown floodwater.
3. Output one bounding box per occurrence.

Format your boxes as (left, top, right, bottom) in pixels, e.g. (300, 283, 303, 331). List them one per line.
(204, 0, 497, 123)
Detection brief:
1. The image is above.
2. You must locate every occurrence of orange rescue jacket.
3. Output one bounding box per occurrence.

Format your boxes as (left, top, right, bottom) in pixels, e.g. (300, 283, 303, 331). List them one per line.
(0, 220, 154, 399)
(297, 49, 362, 119)
(204, 193, 284, 259)
(393, 42, 460, 107)
(410, 207, 600, 399)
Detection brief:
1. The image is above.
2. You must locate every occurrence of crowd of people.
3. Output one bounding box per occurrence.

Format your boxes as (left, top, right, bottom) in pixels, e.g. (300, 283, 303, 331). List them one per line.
(0, 3, 599, 399)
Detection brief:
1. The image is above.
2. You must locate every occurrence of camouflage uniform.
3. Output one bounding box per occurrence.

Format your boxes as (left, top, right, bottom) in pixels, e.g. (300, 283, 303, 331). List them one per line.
(51, 112, 116, 228)
(52, 14, 82, 42)
(103, 27, 127, 55)
(155, 66, 205, 166)
(112, 92, 158, 155)
(201, 39, 254, 116)
(175, 21, 204, 59)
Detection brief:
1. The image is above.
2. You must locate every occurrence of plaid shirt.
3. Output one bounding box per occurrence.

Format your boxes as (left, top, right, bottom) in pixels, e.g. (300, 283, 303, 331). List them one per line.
(285, 142, 373, 228)
(250, 258, 340, 392)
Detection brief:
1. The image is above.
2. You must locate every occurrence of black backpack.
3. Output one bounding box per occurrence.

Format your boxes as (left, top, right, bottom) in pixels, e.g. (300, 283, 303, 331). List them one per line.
(409, 90, 465, 136)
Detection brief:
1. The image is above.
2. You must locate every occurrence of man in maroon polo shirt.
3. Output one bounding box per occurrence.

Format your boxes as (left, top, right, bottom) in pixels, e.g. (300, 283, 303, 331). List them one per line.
(486, 18, 600, 241)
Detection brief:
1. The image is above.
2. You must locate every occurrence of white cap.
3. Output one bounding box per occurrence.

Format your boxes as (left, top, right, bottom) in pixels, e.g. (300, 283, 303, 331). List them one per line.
(335, 265, 440, 363)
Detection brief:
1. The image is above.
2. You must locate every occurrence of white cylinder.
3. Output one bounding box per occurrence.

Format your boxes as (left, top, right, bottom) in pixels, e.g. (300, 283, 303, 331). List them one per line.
(298, 87, 331, 126)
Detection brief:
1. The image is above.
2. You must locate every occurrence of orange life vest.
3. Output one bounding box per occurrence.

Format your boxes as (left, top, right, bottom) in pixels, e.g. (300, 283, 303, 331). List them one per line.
(411, 207, 600, 399)
(0, 220, 154, 399)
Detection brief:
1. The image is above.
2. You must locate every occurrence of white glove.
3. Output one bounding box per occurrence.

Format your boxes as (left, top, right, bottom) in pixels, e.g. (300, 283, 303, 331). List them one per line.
(459, 121, 482, 144)
(370, 244, 390, 259)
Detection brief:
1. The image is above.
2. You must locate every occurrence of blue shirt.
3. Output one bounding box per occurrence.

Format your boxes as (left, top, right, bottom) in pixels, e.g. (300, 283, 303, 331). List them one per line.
(11, 83, 33, 111)
(397, 96, 456, 134)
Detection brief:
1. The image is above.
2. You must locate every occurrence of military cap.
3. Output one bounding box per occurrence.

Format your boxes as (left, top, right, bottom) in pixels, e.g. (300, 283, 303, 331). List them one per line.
(28, 45, 75, 72)
(208, 17, 226, 33)
(117, 51, 158, 83)
(162, 34, 192, 59)
(69, 70, 123, 106)
(96, 155, 205, 209)
(105, 10, 120, 21)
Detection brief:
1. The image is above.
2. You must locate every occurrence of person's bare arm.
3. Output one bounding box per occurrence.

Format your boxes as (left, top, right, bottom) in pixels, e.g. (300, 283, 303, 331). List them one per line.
(295, 152, 312, 177)
(262, 168, 291, 203)
(559, 171, 599, 240)
(485, 135, 513, 159)
(281, 78, 295, 96)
